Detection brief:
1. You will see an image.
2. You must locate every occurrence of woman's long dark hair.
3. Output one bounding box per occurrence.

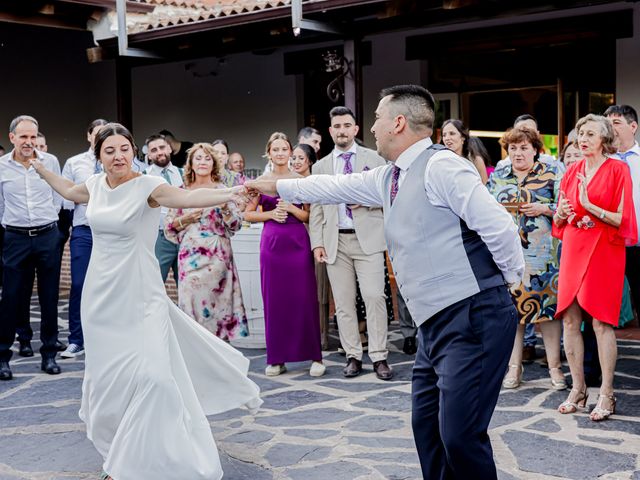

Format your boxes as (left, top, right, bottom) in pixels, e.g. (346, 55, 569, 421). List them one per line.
(441, 119, 470, 158)
(293, 143, 318, 167)
(93, 123, 138, 161)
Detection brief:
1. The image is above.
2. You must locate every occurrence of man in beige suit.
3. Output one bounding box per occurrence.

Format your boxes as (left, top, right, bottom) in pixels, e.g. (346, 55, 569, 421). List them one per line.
(310, 106, 392, 380)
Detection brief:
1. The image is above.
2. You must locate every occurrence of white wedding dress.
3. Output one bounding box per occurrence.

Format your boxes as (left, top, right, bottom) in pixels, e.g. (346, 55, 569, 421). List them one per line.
(79, 173, 262, 480)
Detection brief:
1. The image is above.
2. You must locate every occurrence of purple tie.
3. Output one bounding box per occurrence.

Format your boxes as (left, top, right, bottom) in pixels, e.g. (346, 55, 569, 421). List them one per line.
(390, 165, 401, 205)
(341, 152, 354, 218)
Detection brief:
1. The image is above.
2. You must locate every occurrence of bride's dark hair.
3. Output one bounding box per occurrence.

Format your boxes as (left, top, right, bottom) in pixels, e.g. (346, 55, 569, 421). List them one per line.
(93, 123, 139, 161)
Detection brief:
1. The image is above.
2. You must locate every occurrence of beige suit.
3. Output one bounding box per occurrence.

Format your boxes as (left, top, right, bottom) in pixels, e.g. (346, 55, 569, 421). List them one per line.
(309, 145, 388, 362)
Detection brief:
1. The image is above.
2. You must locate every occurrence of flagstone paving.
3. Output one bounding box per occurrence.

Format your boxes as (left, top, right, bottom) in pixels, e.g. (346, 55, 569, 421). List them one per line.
(0, 297, 639, 479)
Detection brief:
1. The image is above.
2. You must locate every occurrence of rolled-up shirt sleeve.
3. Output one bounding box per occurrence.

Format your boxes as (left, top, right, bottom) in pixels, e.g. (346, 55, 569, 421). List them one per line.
(425, 153, 525, 285)
(277, 166, 387, 207)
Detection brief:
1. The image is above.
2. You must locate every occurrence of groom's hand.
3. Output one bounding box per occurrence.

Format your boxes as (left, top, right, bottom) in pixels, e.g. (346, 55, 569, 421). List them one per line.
(245, 178, 278, 197)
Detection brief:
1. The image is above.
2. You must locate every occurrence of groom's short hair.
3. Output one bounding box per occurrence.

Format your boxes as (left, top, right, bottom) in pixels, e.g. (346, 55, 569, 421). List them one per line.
(379, 85, 435, 133)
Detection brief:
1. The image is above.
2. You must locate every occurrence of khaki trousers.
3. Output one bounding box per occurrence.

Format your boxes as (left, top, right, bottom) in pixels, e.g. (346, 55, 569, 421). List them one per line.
(326, 233, 388, 362)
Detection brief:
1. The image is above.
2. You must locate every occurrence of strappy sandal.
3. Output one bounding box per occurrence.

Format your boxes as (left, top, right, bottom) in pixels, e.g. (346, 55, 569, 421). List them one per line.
(549, 367, 567, 390)
(502, 364, 523, 389)
(558, 387, 588, 414)
(590, 394, 616, 422)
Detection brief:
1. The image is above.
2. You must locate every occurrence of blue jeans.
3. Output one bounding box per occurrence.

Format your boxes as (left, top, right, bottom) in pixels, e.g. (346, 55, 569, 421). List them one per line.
(523, 323, 537, 348)
(154, 231, 179, 285)
(68, 226, 92, 348)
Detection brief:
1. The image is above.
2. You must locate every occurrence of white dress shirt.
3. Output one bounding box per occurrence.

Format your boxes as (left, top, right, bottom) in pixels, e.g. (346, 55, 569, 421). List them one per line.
(332, 145, 358, 229)
(278, 137, 524, 285)
(612, 141, 640, 246)
(62, 149, 100, 227)
(145, 163, 184, 230)
(0, 150, 62, 228)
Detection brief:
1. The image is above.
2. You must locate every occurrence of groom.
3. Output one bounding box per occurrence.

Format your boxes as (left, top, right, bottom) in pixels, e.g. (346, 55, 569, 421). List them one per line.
(246, 84, 524, 479)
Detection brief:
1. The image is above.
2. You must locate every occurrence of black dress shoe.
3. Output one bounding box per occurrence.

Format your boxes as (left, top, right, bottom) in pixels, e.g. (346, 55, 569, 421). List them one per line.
(0, 361, 12, 381)
(403, 336, 417, 355)
(55, 340, 66, 352)
(41, 357, 61, 375)
(373, 360, 394, 381)
(343, 358, 363, 378)
(19, 342, 34, 357)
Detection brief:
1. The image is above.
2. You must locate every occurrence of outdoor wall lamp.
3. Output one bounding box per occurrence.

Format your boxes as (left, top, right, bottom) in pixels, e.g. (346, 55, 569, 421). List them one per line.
(322, 50, 352, 102)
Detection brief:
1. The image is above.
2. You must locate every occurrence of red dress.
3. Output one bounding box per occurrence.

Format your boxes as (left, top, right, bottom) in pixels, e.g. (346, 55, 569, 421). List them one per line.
(552, 158, 637, 325)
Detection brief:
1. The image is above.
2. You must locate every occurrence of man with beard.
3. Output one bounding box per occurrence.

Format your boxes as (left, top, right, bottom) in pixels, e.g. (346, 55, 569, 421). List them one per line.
(144, 134, 184, 284)
(309, 106, 391, 380)
(0, 115, 64, 379)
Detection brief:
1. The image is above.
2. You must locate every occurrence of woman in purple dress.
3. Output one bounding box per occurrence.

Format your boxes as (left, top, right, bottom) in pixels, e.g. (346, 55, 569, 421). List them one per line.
(244, 132, 325, 377)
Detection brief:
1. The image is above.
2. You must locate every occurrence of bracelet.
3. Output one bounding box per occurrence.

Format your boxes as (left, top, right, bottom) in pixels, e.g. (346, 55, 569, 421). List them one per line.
(599, 208, 606, 220)
(555, 211, 567, 220)
(178, 218, 184, 228)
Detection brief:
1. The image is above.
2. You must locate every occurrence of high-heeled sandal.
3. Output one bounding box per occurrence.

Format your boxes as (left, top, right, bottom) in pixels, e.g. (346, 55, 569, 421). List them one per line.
(590, 394, 616, 422)
(549, 367, 567, 390)
(558, 387, 588, 414)
(502, 364, 523, 389)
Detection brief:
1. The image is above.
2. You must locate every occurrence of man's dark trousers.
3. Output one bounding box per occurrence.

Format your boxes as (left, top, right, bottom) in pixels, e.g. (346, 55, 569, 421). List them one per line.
(68, 225, 92, 348)
(412, 285, 517, 480)
(0, 227, 60, 361)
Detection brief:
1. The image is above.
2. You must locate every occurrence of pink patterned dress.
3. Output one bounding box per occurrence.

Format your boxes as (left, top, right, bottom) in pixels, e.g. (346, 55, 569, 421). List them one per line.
(165, 197, 248, 340)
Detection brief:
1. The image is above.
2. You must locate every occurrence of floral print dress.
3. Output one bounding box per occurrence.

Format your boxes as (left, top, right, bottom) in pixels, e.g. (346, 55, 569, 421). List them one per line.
(488, 160, 562, 324)
(164, 196, 249, 340)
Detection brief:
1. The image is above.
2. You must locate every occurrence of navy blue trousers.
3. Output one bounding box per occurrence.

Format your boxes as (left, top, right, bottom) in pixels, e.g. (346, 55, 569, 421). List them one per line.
(412, 285, 517, 480)
(68, 226, 92, 347)
(0, 228, 61, 361)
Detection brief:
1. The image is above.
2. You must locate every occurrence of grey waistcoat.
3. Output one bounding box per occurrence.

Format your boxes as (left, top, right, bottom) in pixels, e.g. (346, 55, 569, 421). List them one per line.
(383, 145, 505, 327)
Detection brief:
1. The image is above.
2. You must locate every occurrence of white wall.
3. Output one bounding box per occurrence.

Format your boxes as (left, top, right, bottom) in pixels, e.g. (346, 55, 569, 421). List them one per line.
(131, 51, 297, 170)
(0, 24, 117, 162)
(616, 4, 640, 109)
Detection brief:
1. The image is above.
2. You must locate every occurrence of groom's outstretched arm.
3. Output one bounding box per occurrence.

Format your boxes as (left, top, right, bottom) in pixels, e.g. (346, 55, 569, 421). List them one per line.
(249, 166, 387, 207)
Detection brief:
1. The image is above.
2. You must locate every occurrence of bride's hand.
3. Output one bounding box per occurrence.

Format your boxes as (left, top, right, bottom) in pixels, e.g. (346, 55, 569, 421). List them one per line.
(30, 158, 45, 176)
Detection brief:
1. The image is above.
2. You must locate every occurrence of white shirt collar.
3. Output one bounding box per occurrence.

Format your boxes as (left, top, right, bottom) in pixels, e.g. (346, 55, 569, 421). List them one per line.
(332, 144, 357, 160)
(8, 148, 44, 165)
(619, 142, 640, 157)
(395, 137, 432, 171)
(148, 162, 176, 172)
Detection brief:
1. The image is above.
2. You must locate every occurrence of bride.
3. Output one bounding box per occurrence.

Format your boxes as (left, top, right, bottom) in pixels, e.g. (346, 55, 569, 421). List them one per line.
(32, 123, 261, 480)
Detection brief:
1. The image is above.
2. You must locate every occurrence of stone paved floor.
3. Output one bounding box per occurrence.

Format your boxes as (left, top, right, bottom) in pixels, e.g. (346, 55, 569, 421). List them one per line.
(0, 297, 639, 480)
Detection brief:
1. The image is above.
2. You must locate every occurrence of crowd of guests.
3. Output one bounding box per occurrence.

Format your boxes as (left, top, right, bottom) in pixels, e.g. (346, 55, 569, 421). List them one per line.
(0, 100, 637, 424)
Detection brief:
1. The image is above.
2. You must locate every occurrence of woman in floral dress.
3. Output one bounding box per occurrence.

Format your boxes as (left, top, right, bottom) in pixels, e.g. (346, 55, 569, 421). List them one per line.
(165, 142, 248, 340)
(488, 126, 564, 390)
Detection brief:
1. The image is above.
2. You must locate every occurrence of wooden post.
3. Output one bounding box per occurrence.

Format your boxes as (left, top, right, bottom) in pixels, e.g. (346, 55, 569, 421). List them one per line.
(343, 38, 363, 128)
(116, 58, 133, 131)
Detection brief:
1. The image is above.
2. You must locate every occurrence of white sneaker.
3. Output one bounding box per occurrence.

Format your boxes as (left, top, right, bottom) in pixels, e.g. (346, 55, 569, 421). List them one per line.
(60, 343, 85, 358)
(309, 361, 326, 377)
(265, 364, 286, 376)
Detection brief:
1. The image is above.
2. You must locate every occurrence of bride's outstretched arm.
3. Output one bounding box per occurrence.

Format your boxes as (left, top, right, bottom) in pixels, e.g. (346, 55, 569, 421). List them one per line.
(31, 159, 90, 204)
(149, 183, 246, 209)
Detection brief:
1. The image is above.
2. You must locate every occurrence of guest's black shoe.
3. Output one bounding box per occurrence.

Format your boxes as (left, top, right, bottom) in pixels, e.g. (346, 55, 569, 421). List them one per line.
(0, 362, 12, 381)
(373, 360, 394, 381)
(55, 340, 66, 352)
(402, 336, 417, 355)
(41, 357, 61, 375)
(19, 342, 34, 357)
(343, 358, 362, 378)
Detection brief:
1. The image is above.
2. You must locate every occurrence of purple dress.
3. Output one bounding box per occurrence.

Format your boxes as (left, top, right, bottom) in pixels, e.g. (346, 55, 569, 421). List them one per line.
(259, 195, 322, 364)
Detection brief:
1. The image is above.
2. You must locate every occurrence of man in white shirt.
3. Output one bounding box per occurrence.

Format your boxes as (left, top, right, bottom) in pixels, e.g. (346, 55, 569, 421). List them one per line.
(58, 119, 108, 359)
(0, 115, 65, 380)
(247, 85, 524, 480)
(309, 107, 390, 380)
(605, 104, 640, 316)
(144, 134, 184, 284)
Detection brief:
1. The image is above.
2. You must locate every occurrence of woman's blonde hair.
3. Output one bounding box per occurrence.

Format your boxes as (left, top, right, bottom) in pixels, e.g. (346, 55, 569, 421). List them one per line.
(574, 114, 616, 155)
(264, 132, 292, 159)
(183, 142, 221, 186)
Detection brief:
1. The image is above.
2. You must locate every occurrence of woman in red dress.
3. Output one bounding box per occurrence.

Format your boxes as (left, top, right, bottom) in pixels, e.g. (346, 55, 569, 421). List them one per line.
(552, 114, 637, 421)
